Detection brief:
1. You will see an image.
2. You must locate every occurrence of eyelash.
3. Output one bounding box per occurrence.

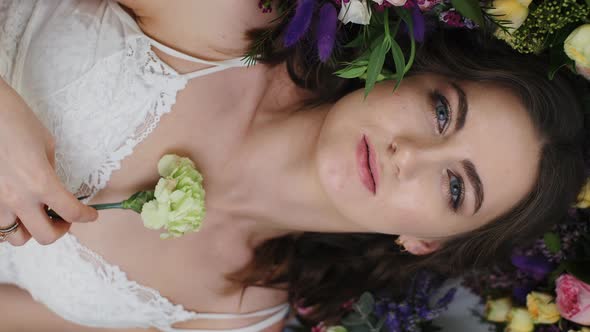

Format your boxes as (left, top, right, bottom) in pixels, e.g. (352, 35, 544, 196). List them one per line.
(446, 169, 465, 212)
(430, 90, 462, 211)
(430, 91, 452, 134)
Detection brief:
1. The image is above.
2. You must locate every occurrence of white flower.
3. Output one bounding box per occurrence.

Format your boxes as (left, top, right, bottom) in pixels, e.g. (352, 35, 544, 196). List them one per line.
(140, 154, 206, 239)
(372, 0, 407, 5)
(565, 24, 590, 68)
(338, 0, 371, 25)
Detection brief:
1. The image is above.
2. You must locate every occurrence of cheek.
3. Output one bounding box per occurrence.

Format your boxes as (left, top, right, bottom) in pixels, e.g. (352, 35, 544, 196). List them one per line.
(384, 181, 438, 234)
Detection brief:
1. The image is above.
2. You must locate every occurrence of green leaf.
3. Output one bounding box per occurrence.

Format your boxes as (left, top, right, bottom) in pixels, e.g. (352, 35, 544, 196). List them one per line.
(341, 312, 365, 326)
(450, 0, 484, 26)
(121, 190, 155, 213)
(390, 39, 406, 91)
(564, 260, 590, 285)
(586, 0, 590, 6)
(543, 232, 561, 253)
(358, 292, 375, 316)
(375, 316, 386, 331)
(336, 65, 368, 79)
(347, 326, 371, 332)
(344, 33, 366, 48)
(364, 36, 390, 97)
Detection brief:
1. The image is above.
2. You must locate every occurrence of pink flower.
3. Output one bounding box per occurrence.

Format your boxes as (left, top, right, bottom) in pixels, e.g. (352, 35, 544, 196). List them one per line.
(416, 0, 442, 11)
(555, 274, 590, 325)
(312, 322, 326, 332)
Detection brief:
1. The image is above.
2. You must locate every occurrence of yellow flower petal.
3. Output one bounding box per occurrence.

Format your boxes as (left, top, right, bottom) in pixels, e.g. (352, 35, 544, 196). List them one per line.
(526, 292, 560, 324)
(486, 297, 512, 322)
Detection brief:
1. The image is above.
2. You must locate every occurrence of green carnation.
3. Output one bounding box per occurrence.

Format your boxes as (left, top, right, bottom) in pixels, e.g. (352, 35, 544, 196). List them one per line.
(140, 154, 206, 239)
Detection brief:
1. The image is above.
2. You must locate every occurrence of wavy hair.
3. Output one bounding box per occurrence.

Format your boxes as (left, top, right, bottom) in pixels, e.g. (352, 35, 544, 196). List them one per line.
(231, 14, 589, 326)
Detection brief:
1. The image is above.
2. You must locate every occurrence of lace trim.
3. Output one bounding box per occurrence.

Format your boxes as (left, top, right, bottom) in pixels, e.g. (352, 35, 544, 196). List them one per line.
(65, 233, 199, 327)
(0, 0, 36, 80)
(72, 36, 188, 201)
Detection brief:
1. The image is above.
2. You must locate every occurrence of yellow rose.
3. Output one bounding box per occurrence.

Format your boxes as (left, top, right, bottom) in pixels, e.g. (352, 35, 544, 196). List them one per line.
(526, 292, 560, 324)
(565, 24, 590, 68)
(505, 308, 534, 332)
(487, 0, 532, 32)
(485, 297, 512, 322)
(576, 178, 590, 209)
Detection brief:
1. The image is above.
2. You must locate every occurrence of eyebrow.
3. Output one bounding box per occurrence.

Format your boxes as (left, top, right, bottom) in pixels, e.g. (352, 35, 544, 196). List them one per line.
(462, 160, 484, 214)
(451, 82, 468, 131)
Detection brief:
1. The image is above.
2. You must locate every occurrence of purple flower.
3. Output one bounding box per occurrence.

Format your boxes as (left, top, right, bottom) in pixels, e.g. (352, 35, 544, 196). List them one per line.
(284, 0, 316, 47)
(332, 0, 350, 6)
(439, 9, 464, 27)
(316, 3, 338, 62)
(410, 6, 425, 42)
(537, 325, 561, 332)
(510, 254, 554, 281)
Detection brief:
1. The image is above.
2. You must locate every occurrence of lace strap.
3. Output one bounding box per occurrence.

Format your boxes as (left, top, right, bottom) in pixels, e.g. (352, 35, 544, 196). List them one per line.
(147, 38, 247, 80)
(108, 0, 247, 81)
(165, 304, 290, 332)
(193, 303, 289, 320)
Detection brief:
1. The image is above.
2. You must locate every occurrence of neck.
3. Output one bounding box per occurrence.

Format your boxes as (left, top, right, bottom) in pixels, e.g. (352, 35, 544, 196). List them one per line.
(205, 105, 356, 247)
(128, 1, 279, 62)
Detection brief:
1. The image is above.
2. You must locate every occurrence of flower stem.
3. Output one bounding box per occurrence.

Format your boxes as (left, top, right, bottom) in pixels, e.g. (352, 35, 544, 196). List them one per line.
(89, 202, 124, 210)
(47, 201, 125, 220)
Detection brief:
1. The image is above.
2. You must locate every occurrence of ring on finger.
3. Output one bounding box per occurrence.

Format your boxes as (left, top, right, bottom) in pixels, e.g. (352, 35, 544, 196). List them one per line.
(0, 220, 20, 241)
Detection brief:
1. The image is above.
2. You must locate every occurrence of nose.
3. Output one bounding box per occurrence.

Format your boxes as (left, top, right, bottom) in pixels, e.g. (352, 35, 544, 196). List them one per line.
(389, 138, 438, 180)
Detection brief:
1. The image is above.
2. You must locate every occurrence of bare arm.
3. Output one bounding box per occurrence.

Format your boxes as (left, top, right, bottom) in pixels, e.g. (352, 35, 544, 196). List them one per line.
(0, 284, 155, 332)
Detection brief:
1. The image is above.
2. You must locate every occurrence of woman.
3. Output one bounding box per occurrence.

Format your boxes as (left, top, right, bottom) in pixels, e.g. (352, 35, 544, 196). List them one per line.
(0, 0, 585, 331)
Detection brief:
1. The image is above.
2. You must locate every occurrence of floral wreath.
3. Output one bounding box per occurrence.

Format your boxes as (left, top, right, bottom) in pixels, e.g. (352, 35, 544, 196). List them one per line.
(249, 0, 590, 98)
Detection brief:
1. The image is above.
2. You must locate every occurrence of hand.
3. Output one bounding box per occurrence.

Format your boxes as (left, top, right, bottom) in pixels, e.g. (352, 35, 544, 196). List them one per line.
(0, 79, 98, 246)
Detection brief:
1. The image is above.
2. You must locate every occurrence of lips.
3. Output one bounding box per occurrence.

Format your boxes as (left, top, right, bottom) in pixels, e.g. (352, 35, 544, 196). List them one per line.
(357, 134, 378, 194)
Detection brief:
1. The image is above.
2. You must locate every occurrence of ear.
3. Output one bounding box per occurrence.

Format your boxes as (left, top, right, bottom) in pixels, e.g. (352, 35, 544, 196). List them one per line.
(397, 235, 442, 256)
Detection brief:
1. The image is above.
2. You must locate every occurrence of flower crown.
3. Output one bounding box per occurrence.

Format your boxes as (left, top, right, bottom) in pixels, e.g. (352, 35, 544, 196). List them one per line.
(248, 0, 590, 97)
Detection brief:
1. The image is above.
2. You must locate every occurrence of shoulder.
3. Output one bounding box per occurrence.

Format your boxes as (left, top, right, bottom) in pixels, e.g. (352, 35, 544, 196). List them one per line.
(115, 0, 279, 60)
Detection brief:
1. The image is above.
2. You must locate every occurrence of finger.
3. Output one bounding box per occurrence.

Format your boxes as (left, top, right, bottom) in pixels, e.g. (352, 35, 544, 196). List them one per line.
(0, 209, 31, 246)
(41, 175, 98, 223)
(4, 218, 32, 247)
(16, 204, 71, 246)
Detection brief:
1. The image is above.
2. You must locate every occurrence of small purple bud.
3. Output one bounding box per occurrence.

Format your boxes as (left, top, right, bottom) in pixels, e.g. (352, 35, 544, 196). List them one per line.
(316, 3, 338, 62)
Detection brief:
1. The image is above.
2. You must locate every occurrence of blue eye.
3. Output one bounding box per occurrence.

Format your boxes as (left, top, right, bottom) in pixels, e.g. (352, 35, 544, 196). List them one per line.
(447, 170, 464, 211)
(432, 92, 451, 133)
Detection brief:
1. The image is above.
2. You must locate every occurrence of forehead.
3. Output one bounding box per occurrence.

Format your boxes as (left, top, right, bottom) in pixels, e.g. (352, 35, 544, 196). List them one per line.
(458, 80, 541, 222)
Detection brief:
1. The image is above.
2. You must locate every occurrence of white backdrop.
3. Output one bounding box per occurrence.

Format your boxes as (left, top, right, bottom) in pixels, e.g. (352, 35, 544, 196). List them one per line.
(434, 281, 493, 332)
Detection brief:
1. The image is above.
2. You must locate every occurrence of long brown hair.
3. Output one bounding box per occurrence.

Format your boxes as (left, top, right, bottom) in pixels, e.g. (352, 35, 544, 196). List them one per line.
(231, 15, 589, 326)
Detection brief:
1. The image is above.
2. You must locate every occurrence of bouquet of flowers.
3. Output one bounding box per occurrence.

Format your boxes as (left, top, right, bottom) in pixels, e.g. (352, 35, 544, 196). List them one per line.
(462, 184, 590, 332)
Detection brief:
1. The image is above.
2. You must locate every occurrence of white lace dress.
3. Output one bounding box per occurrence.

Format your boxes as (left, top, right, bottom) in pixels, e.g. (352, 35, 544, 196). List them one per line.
(0, 1, 289, 331)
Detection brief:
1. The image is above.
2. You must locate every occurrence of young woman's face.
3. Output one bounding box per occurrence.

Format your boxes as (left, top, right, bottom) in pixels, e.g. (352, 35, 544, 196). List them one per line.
(314, 74, 541, 239)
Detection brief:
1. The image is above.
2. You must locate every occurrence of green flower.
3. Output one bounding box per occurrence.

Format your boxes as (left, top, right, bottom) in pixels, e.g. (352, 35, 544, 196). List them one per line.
(326, 327, 347, 332)
(140, 154, 206, 239)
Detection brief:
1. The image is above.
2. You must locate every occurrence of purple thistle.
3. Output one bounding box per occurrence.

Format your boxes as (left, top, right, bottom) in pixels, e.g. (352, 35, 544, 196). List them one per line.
(284, 0, 316, 48)
(316, 3, 338, 62)
(510, 254, 554, 281)
(410, 6, 425, 42)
